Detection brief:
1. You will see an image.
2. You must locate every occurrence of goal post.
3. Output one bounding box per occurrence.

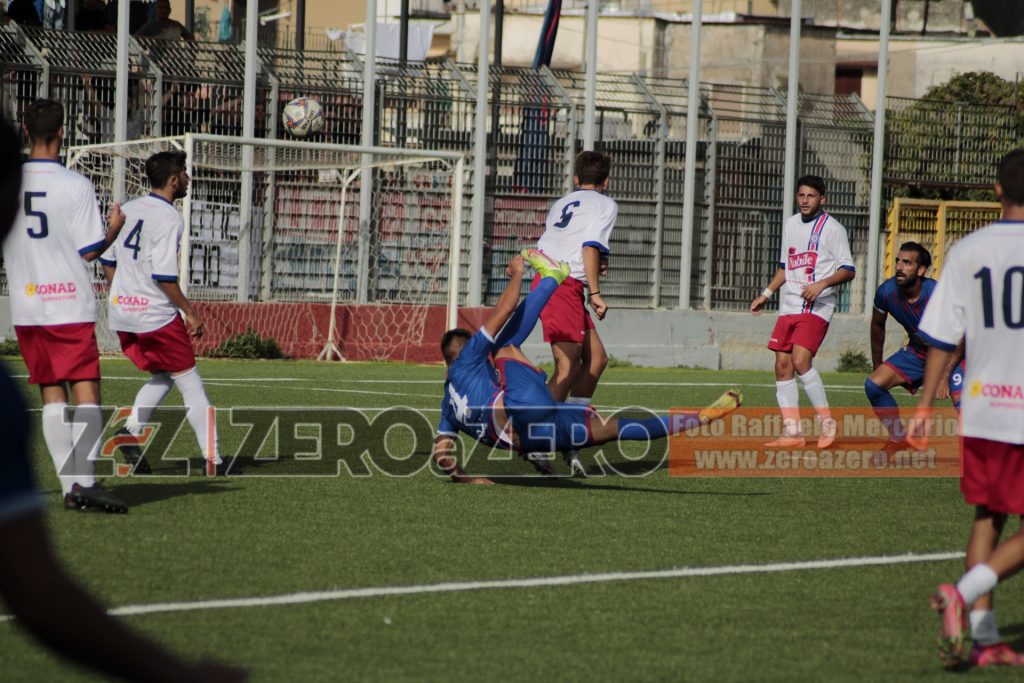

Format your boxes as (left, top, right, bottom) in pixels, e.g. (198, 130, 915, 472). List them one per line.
(65, 134, 466, 361)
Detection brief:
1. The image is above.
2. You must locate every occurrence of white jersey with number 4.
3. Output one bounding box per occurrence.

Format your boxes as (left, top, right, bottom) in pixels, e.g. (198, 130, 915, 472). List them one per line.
(3, 160, 107, 326)
(102, 194, 183, 334)
(918, 220, 1024, 444)
(777, 212, 855, 323)
(537, 189, 617, 280)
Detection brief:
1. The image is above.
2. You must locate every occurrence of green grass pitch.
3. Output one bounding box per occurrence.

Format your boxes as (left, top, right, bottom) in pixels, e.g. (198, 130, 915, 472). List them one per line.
(1, 358, 1020, 682)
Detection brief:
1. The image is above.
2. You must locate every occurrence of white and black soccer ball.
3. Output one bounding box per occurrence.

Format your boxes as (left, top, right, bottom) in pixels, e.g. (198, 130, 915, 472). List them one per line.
(282, 97, 324, 138)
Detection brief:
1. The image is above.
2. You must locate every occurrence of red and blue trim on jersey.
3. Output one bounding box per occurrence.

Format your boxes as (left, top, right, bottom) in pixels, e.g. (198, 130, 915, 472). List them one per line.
(800, 212, 829, 313)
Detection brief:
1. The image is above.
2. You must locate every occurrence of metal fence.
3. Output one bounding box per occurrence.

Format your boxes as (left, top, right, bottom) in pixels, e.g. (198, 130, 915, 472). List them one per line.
(1, 26, 1017, 314)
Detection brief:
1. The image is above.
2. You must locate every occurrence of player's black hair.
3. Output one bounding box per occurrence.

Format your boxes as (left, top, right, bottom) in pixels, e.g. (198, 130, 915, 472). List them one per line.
(440, 328, 472, 364)
(898, 241, 932, 270)
(574, 151, 611, 186)
(901, 241, 933, 270)
(23, 99, 64, 144)
(0, 120, 22, 241)
(145, 150, 187, 189)
(998, 148, 1024, 205)
(795, 175, 827, 197)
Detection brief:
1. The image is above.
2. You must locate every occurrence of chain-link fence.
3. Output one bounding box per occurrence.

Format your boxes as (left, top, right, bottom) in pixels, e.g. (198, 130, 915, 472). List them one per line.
(1, 26, 1017, 314)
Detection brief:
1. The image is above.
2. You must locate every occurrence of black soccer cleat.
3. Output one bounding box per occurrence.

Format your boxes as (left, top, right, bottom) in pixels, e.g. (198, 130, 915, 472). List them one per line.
(63, 483, 128, 514)
(114, 427, 151, 474)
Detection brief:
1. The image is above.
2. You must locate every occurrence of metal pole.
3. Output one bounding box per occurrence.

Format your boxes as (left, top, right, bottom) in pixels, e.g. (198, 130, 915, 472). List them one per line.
(358, 0, 378, 304)
(399, 0, 409, 65)
(296, 0, 306, 52)
(448, 158, 466, 329)
(582, 0, 599, 150)
(468, 0, 490, 306)
(185, 0, 195, 34)
(237, 0, 259, 301)
(782, 0, 802, 218)
(865, 0, 892, 312)
(67, 0, 77, 31)
(112, 0, 130, 204)
(494, 0, 504, 67)
(678, 0, 702, 309)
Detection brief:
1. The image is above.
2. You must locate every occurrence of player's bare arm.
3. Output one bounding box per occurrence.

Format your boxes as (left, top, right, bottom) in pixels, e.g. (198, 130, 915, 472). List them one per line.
(907, 345, 956, 449)
(870, 308, 888, 369)
(481, 255, 525, 339)
(936, 339, 965, 401)
(582, 246, 607, 320)
(80, 203, 125, 262)
(155, 280, 205, 338)
(801, 266, 855, 302)
(101, 263, 116, 286)
(430, 435, 492, 485)
(750, 268, 786, 315)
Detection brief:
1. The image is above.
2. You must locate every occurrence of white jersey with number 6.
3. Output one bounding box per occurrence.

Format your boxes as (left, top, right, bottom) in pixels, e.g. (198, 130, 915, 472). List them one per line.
(537, 189, 617, 280)
(102, 194, 183, 334)
(919, 220, 1024, 444)
(3, 160, 107, 326)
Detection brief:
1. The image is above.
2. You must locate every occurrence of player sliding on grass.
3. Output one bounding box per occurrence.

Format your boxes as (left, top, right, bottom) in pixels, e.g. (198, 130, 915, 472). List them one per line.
(432, 250, 742, 484)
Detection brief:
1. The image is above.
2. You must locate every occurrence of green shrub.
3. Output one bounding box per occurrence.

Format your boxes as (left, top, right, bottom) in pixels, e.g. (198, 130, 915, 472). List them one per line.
(211, 328, 285, 359)
(836, 348, 872, 374)
(0, 337, 19, 356)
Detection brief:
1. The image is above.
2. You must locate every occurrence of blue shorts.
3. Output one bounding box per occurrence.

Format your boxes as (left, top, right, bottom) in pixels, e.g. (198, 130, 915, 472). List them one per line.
(495, 358, 594, 452)
(884, 347, 964, 396)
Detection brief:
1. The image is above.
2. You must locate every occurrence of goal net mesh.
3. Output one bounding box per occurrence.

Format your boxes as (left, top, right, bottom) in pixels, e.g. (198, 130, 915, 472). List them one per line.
(64, 135, 462, 361)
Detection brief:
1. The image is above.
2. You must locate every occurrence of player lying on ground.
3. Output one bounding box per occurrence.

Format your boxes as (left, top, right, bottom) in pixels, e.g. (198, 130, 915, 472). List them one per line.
(866, 241, 964, 456)
(431, 250, 742, 484)
(100, 151, 233, 476)
(909, 148, 1024, 669)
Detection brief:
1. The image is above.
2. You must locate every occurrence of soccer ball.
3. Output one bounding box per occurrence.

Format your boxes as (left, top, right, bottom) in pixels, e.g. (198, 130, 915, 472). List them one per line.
(282, 97, 324, 138)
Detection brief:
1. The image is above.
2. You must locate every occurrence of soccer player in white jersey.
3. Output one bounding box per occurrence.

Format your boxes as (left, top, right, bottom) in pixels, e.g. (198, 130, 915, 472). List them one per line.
(532, 151, 617, 476)
(910, 149, 1024, 669)
(100, 151, 230, 476)
(2, 99, 127, 513)
(749, 175, 856, 448)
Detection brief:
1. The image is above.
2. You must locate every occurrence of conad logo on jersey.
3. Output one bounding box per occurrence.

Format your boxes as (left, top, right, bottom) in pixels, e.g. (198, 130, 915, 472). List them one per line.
(970, 380, 1024, 400)
(110, 295, 150, 307)
(788, 251, 817, 270)
(24, 282, 76, 297)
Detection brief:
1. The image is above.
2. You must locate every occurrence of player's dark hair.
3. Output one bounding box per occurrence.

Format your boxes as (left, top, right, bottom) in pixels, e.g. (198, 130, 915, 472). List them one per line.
(795, 175, 827, 197)
(0, 121, 22, 241)
(898, 241, 931, 270)
(440, 328, 472, 364)
(23, 99, 64, 144)
(145, 150, 187, 189)
(998, 148, 1024, 205)
(574, 151, 611, 186)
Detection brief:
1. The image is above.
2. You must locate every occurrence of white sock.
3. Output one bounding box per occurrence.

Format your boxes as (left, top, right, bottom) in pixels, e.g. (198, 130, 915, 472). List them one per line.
(173, 367, 221, 465)
(42, 403, 76, 495)
(125, 372, 174, 434)
(775, 379, 800, 433)
(566, 397, 591, 406)
(957, 564, 999, 606)
(797, 367, 831, 418)
(970, 609, 1000, 646)
(71, 404, 101, 489)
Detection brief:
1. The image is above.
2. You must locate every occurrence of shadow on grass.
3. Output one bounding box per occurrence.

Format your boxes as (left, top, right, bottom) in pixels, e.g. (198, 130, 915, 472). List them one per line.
(108, 478, 239, 507)
(490, 475, 770, 497)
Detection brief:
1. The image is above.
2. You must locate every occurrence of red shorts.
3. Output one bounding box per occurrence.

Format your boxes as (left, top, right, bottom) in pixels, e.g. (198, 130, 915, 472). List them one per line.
(767, 313, 831, 355)
(15, 322, 100, 385)
(531, 274, 595, 344)
(960, 436, 1024, 515)
(117, 316, 195, 374)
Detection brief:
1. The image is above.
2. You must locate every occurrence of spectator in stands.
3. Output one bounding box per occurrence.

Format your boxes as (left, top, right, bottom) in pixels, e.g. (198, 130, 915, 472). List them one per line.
(134, 0, 193, 40)
(75, 0, 113, 32)
(5, 0, 42, 27)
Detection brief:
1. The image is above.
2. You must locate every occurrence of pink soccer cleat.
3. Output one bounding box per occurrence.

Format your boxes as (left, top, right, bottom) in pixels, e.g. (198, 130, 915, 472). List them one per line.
(969, 642, 1024, 667)
(929, 583, 968, 668)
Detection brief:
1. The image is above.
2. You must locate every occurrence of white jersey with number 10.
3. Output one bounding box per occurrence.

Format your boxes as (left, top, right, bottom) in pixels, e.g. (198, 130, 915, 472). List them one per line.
(101, 194, 183, 334)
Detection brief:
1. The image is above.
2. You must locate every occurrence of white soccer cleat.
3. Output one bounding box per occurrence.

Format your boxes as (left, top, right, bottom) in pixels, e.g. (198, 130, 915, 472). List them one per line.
(817, 416, 838, 449)
(562, 449, 586, 478)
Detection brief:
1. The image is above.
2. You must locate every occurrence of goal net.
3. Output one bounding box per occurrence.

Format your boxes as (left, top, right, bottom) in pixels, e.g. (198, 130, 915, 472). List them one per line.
(65, 134, 465, 362)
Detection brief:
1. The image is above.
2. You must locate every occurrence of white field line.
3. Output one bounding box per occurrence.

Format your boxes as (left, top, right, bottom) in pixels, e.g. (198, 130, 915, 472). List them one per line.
(0, 551, 963, 623)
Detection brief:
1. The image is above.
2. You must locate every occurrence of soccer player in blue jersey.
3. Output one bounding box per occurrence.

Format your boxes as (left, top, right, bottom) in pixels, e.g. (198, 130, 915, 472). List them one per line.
(866, 242, 964, 451)
(432, 250, 741, 483)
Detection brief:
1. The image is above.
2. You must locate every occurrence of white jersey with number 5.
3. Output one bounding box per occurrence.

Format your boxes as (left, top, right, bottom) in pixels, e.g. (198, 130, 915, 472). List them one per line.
(3, 160, 107, 326)
(918, 220, 1024, 444)
(537, 189, 617, 280)
(101, 194, 183, 334)
(777, 212, 855, 322)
